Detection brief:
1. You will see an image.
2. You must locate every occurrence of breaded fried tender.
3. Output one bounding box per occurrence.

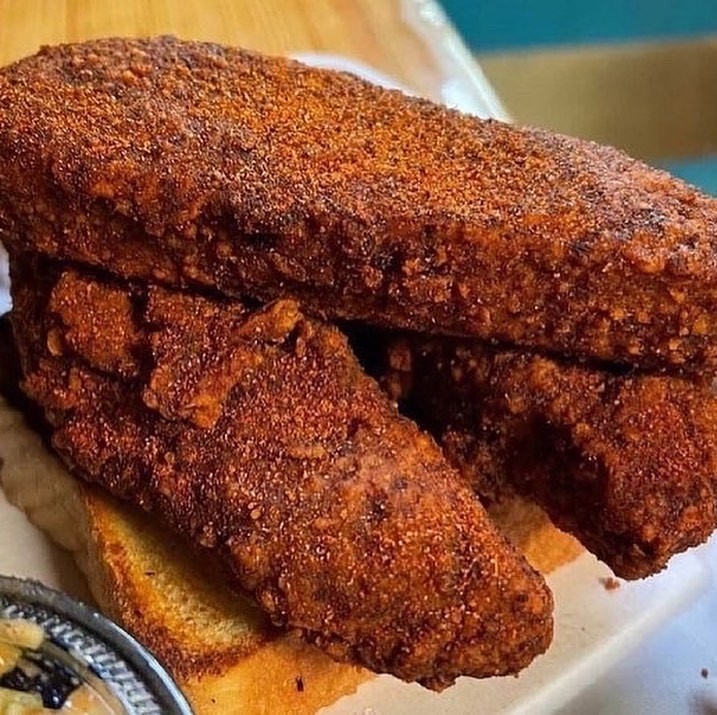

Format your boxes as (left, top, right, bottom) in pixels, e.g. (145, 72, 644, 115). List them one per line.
(385, 336, 717, 579)
(9, 257, 553, 689)
(3, 37, 717, 370)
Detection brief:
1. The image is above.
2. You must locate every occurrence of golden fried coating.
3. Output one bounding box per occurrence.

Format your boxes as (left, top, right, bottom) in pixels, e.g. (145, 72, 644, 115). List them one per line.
(384, 336, 717, 579)
(2, 38, 717, 371)
(8, 256, 553, 689)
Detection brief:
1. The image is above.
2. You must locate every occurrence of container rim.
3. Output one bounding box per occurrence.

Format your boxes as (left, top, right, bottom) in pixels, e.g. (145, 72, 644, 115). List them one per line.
(0, 574, 193, 714)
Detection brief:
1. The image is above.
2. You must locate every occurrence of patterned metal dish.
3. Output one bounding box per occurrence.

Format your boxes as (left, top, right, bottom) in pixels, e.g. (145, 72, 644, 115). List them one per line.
(0, 575, 192, 714)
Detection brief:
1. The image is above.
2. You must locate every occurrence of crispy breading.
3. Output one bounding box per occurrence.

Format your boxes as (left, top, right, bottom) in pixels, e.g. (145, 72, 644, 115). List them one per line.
(2, 37, 717, 370)
(8, 257, 553, 689)
(0, 322, 373, 713)
(384, 336, 717, 579)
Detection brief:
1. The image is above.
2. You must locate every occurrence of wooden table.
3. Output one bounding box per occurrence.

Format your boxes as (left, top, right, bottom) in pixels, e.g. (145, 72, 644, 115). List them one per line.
(0, 0, 506, 116)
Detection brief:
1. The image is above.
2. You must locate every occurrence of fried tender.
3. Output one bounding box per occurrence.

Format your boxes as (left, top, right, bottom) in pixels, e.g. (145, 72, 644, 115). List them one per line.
(8, 257, 553, 689)
(2, 38, 717, 371)
(384, 336, 717, 579)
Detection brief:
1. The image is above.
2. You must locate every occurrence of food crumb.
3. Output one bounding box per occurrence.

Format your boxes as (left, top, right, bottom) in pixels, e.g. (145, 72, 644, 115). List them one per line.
(296, 675, 305, 692)
(701, 668, 709, 679)
(599, 576, 621, 591)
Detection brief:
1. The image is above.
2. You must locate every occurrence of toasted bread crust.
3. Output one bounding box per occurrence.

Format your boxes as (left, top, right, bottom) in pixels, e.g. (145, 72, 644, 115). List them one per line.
(2, 37, 717, 370)
(83, 489, 272, 680)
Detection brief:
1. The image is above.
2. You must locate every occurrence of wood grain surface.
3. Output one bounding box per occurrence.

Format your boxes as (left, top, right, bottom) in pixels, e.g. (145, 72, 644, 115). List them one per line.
(0, 0, 489, 103)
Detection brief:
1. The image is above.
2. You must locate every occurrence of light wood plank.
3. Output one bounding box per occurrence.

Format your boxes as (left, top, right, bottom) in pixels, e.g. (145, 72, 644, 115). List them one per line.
(0, 0, 451, 99)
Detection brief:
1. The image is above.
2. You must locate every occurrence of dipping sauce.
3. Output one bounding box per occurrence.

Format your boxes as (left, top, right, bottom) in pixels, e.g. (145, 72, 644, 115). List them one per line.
(0, 619, 119, 714)
(0, 576, 191, 715)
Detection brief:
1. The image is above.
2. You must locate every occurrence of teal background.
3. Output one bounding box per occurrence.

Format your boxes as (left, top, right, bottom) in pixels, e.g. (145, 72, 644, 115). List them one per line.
(659, 157, 717, 196)
(441, 0, 717, 194)
(441, 0, 717, 51)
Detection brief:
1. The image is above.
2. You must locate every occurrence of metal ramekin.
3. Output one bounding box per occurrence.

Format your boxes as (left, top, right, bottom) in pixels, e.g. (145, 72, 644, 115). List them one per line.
(0, 575, 193, 714)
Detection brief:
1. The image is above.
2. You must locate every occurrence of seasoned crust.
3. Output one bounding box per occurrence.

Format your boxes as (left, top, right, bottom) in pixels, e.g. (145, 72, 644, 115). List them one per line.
(0, 387, 370, 715)
(2, 37, 717, 370)
(9, 258, 553, 689)
(385, 335, 717, 579)
(0, 320, 575, 714)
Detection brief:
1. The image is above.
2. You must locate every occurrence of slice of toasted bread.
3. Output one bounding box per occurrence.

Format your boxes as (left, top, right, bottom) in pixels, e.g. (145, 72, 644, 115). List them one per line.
(0, 396, 370, 714)
(486, 497, 583, 576)
(0, 305, 580, 712)
(0, 393, 581, 709)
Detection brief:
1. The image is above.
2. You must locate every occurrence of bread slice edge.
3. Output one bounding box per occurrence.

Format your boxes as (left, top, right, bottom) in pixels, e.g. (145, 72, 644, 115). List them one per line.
(0, 396, 369, 714)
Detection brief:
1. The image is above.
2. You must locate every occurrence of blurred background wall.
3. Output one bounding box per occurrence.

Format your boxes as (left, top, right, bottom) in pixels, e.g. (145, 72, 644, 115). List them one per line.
(441, 0, 717, 193)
